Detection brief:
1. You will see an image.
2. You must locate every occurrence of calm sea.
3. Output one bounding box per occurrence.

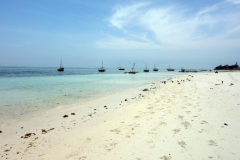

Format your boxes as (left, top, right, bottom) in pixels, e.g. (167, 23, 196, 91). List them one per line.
(0, 67, 182, 124)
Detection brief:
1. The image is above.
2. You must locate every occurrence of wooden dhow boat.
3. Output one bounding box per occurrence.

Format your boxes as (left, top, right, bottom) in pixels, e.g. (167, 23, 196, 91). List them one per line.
(57, 59, 64, 71)
(98, 61, 105, 72)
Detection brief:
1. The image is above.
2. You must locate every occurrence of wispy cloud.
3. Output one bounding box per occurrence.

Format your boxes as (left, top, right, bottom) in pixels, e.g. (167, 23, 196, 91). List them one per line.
(226, 0, 240, 4)
(97, 0, 240, 49)
(109, 2, 150, 29)
(196, 3, 221, 16)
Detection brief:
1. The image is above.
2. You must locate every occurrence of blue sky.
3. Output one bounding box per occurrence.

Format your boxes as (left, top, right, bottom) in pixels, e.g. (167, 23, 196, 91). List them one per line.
(0, 0, 240, 69)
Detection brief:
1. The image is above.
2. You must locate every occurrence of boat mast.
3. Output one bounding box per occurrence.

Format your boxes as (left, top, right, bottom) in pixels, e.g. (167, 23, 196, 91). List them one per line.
(60, 59, 63, 68)
(132, 63, 135, 72)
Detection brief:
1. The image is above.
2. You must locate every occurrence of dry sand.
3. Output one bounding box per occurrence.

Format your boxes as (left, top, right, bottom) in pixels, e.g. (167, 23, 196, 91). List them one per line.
(1, 72, 240, 160)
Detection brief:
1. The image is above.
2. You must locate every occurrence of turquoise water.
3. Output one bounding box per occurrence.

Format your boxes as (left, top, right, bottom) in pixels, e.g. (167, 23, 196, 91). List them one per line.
(0, 67, 182, 123)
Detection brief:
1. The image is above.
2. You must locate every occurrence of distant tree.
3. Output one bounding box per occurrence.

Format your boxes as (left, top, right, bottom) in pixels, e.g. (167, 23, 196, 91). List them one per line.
(214, 62, 239, 70)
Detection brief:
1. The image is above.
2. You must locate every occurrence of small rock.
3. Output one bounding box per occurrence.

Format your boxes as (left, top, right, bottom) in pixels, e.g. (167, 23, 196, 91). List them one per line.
(71, 113, 75, 115)
(0, 130, 2, 133)
(63, 115, 68, 118)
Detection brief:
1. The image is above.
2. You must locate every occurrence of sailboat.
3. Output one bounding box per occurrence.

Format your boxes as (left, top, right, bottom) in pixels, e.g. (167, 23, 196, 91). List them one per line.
(98, 61, 105, 72)
(153, 65, 158, 71)
(143, 63, 149, 72)
(57, 59, 64, 71)
(167, 65, 174, 71)
(118, 64, 125, 70)
(125, 63, 138, 74)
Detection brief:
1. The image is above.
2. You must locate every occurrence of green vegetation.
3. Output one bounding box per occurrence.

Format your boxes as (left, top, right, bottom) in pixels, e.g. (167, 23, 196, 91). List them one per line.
(214, 62, 239, 70)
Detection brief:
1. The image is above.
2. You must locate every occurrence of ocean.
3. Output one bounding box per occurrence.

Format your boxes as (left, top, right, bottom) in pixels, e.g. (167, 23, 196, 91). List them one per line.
(0, 67, 182, 125)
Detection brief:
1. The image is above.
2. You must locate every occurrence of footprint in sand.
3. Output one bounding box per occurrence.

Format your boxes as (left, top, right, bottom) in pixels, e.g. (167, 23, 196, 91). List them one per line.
(208, 140, 217, 146)
(178, 115, 184, 119)
(160, 155, 172, 160)
(147, 140, 153, 143)
(134, 116, 139, 119)
(85, 138, 91, 143)
(103, 141, 118, 152)
(78, 156, 87, 160)
(110, 128, 121, 134)
(178, 141, 187, 148)
(181, 121, 191, 129)
(201, 120, 208, 124)
(172, 129, 180, 134)
(186, 111, 191, 114)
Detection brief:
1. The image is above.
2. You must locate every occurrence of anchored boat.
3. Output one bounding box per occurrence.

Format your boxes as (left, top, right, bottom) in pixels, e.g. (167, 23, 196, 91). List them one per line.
(98, 61, 105, 72)
(167, 65, 174, 71)
(57, 59, 64, 71)
(125, 63, 138, 74)
(153, 65, 158, 71)
(143, 63, 149, 72)
(118, 64, 125, 70)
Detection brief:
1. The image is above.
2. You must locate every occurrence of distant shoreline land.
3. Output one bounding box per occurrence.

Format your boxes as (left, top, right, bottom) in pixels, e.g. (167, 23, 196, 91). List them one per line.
(214, 62, 240, 70)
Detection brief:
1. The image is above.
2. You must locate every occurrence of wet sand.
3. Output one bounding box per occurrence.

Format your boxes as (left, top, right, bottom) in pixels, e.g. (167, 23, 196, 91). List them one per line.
(1, 72, 240, 159)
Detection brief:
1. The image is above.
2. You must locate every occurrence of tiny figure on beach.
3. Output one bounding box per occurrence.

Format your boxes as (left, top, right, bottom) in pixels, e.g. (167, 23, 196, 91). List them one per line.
(222, 81, 223, 84)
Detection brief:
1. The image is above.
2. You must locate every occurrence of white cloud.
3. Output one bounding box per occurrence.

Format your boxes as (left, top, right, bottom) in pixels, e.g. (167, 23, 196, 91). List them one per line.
(196, 3, 221, 16)
(226, 0, 240, 4)
(99, 1, 240, 50)
(109, 2, 149, 29)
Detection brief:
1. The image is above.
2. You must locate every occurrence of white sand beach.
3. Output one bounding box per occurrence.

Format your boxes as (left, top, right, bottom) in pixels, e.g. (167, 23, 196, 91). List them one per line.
(1, 72, 240, 160)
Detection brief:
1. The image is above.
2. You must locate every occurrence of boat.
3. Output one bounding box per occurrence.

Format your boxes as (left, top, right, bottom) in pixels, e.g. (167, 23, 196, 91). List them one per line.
(167, 65, 174, 71)
(189, 69, 197, 72)
(125, 63, 138, 74)
(118, 64, 125, 70)
(98, 61, 105, 72)
(57, 59, 64, 71)
(153, 65, 158, 71)
(143, 63, 149, 72)
(179, 67, 185, 72)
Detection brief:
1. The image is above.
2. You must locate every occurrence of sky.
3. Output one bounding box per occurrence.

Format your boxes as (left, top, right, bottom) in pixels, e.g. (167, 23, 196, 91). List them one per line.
(0, 0, 240, 69)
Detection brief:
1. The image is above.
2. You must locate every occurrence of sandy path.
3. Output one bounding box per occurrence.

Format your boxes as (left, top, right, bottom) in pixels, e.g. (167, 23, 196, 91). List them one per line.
(1, 72, 240, 160)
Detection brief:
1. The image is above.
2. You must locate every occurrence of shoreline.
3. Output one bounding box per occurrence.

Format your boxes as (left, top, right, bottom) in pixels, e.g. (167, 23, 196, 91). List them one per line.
(1, 72, 240, 159)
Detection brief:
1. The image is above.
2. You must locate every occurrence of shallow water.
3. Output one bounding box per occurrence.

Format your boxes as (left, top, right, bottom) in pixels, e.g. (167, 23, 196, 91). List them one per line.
(0, 67, 182, 124)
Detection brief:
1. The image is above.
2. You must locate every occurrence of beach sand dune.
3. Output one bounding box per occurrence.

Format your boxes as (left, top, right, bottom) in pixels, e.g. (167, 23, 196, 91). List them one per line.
(1, 72, 240, 159)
